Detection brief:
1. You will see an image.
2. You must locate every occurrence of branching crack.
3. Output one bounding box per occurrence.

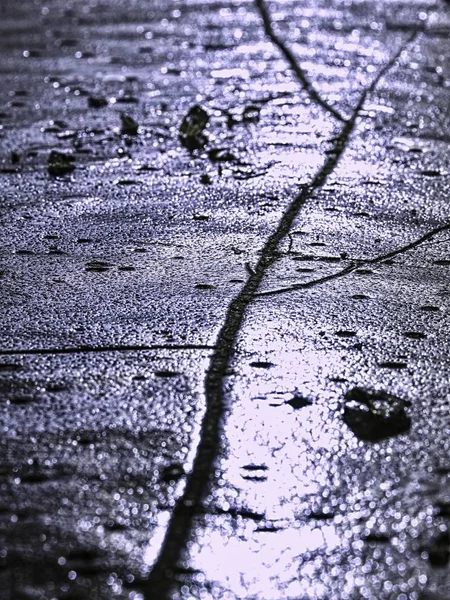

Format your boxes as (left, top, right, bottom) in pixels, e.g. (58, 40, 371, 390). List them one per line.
(257, 218, 449, 297)
(143, 18, 417, 600)
(255, 0, 346, 122)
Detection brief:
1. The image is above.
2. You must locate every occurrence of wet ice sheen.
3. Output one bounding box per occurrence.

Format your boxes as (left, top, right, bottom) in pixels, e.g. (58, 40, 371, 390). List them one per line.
(1, 0, 450, 598)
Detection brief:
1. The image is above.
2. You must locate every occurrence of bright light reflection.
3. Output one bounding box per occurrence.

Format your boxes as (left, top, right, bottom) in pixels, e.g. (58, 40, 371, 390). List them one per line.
(186, 333, 351, 596)
(223, 400, 339, 517)
(210, 67, 250, 79)
(195, 523, 341, 599)
(142, 511, 170, 569)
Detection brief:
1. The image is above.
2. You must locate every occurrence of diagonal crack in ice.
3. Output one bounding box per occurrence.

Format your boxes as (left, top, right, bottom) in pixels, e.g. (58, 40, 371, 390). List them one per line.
(143, 22, 418, 600)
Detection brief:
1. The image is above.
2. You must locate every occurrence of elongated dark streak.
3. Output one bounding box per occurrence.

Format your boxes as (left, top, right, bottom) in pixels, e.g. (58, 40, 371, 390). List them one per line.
(144, 27, 417, 600)
(255, 0, 346, 122)
(0, 344, 215, 356)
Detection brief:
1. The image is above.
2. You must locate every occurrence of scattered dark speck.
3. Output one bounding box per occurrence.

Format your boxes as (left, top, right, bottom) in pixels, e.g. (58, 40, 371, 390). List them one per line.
(9, 100, 26, 108)
(426, 532, 450, 567)
(308, 511, 335, 520)
(115, 179, 140, 186)
(65, 549, 103, 567)
(195, 283, 216, 290)
(285, 394, 313, 409)
(179, 105, 209, 150)
(363, 533, 391, 543)
(47, 150, 75, 176)
(421, 169, 441, 177)
(292, 254, 323, 262)
(242, 464, 268, 471)
(200, 173, 212, 184)
(436, 466, 450, 475)
(9, 396, 35, 405)
(242, 105, 260, 123)
(255, 525, 283, 532)
(0, 363, 22, 372)
(378, 361, 408, 370)
(229, 509, 264, 521)
(86, 266, 109, 272)
(85, 261, 112, 272)
(154, 370, 179, 378)
(335, 330, 356, 337)
(320, 256, 341, 263)
(88, 95, 108, 108)
(46, 382, 68, 392)
(434, 259, 450, 266)
(160, 463, 185, 483)
(20, 473, 50, 484)
(436, 502, 450, 518)
(136, 164, 159, 173)
(403, 331, 426, 340)
(120, 113, 139, 135)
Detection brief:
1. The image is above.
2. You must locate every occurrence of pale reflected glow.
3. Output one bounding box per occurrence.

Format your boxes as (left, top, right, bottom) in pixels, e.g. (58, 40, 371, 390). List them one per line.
(186, 339, 348, 596)
(142, 511, 170, 569)
(267, 150, 326, 181)
(221, 397, 340, 521)
(334, 158, 390, 181)
(363, 103, 395, 115)
(236, 41, 275, 55)
(195, 523, 341, 599)
(210, 67, 250, 79)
